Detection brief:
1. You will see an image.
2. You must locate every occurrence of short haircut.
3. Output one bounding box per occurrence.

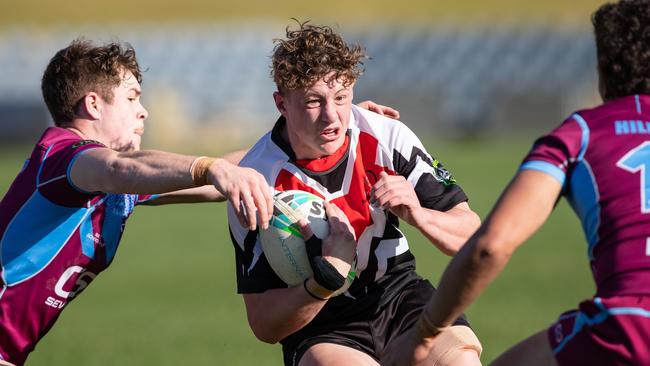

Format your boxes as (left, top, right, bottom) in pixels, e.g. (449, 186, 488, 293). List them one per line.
(271, 20, 366, 92)
(41, 39, 142, 126)
(593, 0, 650, 100)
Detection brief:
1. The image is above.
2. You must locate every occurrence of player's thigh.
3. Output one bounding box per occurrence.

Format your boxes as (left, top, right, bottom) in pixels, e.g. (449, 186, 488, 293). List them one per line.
(490, 329, 556, 366)
(299, 342, 379, 366)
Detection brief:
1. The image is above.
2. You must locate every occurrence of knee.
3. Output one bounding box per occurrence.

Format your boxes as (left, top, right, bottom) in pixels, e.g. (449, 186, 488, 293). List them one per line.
(429, 325, 482, 366)
(441, 348, 482, 366)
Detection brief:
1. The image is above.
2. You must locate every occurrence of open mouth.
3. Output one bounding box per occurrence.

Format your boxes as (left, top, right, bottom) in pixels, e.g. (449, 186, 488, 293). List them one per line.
(320, 127, 339, 141)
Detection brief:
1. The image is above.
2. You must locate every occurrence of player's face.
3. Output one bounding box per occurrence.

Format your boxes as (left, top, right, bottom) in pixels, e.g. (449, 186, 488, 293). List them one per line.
(275, 74, 353, 160)
(98, 70, 148, 152)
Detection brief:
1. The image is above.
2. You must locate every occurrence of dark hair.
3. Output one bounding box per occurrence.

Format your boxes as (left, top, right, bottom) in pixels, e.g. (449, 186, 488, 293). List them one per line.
(593, 0, 650, 100)
(41, 39, 142, 125)
(271, 20, 366, 92)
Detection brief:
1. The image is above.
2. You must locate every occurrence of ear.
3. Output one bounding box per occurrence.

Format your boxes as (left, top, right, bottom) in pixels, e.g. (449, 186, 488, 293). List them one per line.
(273, 91, 288, 116)
(80, 92, 103, 120)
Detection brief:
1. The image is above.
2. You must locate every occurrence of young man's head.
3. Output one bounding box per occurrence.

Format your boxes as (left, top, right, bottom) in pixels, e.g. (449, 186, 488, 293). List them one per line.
(41, 39, 148, 151)
(271, 21, 366, 160)
(593, 0, 650, 101)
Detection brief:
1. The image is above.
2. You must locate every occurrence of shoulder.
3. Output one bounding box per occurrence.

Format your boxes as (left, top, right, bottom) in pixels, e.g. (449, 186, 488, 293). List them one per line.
(239, 131, 289, 177)
(36, 127, 106, 157)
(352, 105, 419, 147)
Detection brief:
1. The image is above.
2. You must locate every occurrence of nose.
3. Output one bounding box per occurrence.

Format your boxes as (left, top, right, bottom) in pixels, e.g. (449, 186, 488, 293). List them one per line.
(321, 101, 337, 124)
(139, 104, 149, 121)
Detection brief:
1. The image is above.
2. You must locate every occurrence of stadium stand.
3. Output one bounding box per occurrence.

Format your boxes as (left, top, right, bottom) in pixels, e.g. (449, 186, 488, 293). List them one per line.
(0, 23, 596, 143)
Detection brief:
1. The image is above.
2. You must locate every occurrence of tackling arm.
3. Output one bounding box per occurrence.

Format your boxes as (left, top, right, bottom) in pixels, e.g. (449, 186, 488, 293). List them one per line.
(382, 169, 562, 365)
(70, 147, 272, 229)
(124, 148, 249, 205)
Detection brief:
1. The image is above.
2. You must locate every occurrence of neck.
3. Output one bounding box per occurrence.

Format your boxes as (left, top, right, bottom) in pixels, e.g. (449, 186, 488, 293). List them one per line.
(63, 119, 102, 144)
(64, 126, 87, 139)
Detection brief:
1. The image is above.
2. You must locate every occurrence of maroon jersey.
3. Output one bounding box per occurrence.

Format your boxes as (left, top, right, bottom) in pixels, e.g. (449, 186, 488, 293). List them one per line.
(522, 94, 650, 296)
(0, 127, 155, 364)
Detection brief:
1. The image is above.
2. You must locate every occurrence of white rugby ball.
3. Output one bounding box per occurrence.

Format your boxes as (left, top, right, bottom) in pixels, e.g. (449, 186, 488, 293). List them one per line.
(259, 190, 356, 297)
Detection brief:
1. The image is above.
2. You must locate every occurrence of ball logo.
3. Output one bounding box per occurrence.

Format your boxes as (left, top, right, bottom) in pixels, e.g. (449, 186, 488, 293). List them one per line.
(260, 190, 356, 296)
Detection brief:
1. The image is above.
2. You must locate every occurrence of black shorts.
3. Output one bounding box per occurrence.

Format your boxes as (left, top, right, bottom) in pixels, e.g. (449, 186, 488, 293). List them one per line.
(281, 276, 470, 366)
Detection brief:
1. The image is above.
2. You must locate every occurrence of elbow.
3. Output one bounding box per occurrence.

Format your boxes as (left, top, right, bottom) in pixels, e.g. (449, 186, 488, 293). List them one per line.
(473, 226, 515, 265)
(248, 318, 281, 344)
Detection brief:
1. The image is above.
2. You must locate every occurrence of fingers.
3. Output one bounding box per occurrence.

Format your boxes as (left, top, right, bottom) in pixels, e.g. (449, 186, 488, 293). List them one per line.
(356, 100, 400, 119)
(324, 202, 355, 241)
(297, 218, 314, 240)
(375, 104, 400, 119)
(225, 167, 272, 231)
(238, 191, 258, 231)
(371, 173, 417, 209)
(250, 185, 269, 230)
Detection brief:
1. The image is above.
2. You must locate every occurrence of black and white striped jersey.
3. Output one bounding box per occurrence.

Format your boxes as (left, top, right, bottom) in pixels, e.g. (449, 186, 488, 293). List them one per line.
(228, 105, 468, 307)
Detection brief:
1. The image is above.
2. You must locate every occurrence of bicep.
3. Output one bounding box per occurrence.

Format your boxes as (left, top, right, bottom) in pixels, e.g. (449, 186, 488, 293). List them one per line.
(68, 147, 118, 193)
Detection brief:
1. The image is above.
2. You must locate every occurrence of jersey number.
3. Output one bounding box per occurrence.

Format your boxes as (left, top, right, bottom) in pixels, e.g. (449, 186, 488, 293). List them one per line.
(617, 141, 650, 213)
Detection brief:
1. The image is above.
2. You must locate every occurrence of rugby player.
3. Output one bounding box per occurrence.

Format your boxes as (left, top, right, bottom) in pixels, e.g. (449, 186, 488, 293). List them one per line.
(0, 39, 396, 366)
(227, 21, 483, 366)
(383, 1, 650, 365)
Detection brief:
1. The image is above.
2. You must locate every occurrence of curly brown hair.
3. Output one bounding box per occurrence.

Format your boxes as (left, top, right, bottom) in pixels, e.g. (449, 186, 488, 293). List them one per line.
(41, 39, 143, 125)
(271, 20, 366, 92)
(593, 0, 650, 100)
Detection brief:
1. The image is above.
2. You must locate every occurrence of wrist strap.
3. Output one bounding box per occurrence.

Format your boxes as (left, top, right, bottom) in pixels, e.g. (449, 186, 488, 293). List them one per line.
(305, 236, 346, 291)
(190, 156, 217, 186)
(303, 279, 327, 301)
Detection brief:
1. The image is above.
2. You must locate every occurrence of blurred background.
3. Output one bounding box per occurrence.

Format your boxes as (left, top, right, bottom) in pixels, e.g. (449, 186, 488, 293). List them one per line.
(0, 1, 602, 364)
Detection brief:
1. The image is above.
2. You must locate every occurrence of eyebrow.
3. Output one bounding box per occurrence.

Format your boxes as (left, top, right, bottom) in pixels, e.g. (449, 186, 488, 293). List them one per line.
(304, 86, 349, 98)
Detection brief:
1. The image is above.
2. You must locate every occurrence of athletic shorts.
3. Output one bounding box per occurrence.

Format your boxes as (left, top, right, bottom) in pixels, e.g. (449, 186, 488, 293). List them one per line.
(281, 277, 471, 366)
(548, 295, 650, 366)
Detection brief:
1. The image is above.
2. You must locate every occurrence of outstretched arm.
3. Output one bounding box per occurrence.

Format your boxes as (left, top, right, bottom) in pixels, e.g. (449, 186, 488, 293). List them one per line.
(69, 148, 272, 230)
(382, 169, 562, 366)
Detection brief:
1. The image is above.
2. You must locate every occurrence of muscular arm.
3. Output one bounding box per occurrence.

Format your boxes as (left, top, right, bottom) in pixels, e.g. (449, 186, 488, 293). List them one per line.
(241, 202, 356, 343)
(410, 201, 481, 255)
(419, 170, 561, 335)
(382, 170, 561, 365)
(371, 171, 480, 255)
(141, 149, 249, 205)
(243, 279, 330, 343)
(70, 147, 272, 229)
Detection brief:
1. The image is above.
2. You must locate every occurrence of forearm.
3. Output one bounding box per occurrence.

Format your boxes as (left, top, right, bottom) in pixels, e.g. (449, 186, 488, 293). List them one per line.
(417, 230, 511, 336)
(71, 148, 196, 194)
(71, 148, 236, 195)
(143, 186, 225, 205)
(411, 203, 481, 255)
(243, 278, 331, 343)
(417, 171, 561, 337)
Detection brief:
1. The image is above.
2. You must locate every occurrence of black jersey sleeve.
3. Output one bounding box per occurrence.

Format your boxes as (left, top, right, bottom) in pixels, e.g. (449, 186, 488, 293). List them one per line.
(390, 126, 468, 212)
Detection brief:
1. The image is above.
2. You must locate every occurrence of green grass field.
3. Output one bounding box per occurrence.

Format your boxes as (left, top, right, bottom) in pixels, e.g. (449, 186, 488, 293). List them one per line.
(0, 136, 594, 365)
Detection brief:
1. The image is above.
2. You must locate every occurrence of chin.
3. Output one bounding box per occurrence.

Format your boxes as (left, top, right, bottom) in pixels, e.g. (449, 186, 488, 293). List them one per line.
(320, 142, 343, 156)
